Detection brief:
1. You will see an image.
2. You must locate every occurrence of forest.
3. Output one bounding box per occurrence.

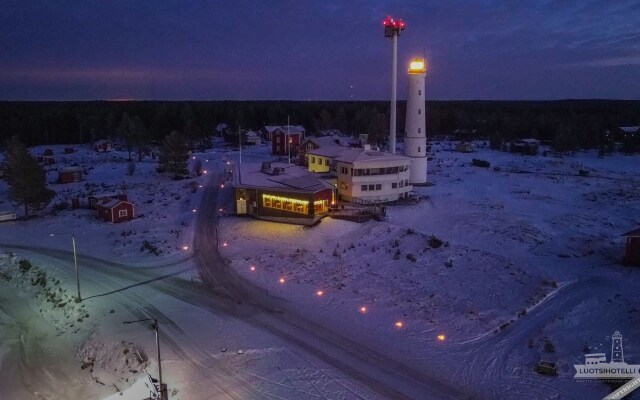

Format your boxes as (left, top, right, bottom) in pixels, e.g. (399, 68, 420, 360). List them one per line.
(0, 100, 638, 152)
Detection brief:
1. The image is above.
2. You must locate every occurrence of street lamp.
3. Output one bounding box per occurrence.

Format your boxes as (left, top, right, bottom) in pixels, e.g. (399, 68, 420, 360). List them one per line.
(123, 318, 166, 400)
(49, 233, 81, 302)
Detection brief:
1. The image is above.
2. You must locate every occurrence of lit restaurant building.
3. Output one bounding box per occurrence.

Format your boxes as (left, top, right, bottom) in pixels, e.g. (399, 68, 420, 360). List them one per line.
(233, 162, 335, 225)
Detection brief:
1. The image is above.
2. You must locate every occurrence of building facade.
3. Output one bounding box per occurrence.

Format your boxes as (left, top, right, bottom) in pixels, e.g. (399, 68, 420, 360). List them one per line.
(335, 148, 412, 203)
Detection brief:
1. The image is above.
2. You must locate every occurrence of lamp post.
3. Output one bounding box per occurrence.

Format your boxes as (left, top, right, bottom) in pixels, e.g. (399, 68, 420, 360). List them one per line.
(49, 233, 81, 302)
(123, 318, 166, 400)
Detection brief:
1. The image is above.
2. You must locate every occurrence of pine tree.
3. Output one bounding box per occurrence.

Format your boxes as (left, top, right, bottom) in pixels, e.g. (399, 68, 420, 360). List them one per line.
(5, 138, 55, 218)
(119, 112, 133, 160)
(130, 116, 149, 162)
(159, 131, 189, 179)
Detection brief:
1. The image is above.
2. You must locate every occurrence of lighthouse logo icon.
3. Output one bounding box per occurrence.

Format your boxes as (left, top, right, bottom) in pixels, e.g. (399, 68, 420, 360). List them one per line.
(574, 331, 640, 380)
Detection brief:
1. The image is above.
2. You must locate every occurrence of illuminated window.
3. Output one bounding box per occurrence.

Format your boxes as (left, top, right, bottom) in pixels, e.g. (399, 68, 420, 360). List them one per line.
(262, 194, 308, 215)
(314, 200, 328, 214)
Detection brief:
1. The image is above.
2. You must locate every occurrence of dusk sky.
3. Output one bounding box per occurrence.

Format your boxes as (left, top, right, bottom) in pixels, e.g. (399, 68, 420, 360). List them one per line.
(1, 0, 639, 101)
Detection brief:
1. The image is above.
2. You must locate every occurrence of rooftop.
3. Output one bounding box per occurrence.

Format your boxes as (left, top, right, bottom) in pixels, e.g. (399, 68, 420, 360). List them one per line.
(335, 148, 410, 164)
(307, 145, 351, 158)
(236, 162, 333, 193)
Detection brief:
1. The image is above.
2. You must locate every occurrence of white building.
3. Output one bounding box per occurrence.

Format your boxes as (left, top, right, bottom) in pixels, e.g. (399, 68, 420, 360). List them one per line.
(335, 147, 412, 203)
(403, 58, 428, 184)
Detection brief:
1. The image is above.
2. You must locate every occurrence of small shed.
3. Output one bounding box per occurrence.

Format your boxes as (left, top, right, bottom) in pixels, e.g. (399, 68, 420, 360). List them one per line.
(511, 139, 540, 155)
(245, 130, 262, 145)
(455, 142, 475, 153)
(94, 140, 113, 152)
(58, 167, 83, 184)
(96, 198, 135, 223)
(622, 228, 640, 266)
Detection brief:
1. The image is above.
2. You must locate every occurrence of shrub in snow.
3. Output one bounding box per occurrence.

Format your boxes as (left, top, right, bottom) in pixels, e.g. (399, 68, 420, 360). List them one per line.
(19, 258, 33, 273)
(544, 339, 555, 353)
(332, 248, 339, 257)
(406, 253, 417, 262)
(445, 258, 454, 268)
(393, 249, 401, 260)
(428, 236, 443, 249)
(471, 159, 490, 168)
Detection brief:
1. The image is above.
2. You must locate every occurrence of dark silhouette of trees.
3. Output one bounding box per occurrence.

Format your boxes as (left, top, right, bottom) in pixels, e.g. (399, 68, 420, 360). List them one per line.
(4, 136, 55, 217)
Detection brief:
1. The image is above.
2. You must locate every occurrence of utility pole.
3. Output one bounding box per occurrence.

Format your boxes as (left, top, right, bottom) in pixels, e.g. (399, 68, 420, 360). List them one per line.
(123, 318, 166, 400)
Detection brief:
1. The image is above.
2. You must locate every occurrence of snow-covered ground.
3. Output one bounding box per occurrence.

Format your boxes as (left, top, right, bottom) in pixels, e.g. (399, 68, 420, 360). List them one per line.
(1, 139, 639, 399)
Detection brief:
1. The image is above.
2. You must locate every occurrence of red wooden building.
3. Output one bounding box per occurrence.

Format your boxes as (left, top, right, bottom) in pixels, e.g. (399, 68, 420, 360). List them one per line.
(94, 140, 113, 152)
(271, 126, 305, 156)
(88, 193, 129, 209)
(96, 198, 135, 223)
(622, 228, 640, 266)
(57, 167, 83, 184)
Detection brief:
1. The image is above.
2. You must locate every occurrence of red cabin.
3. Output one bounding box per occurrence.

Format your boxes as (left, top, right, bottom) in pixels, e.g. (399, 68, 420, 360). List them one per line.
(96, 198, 135, 223)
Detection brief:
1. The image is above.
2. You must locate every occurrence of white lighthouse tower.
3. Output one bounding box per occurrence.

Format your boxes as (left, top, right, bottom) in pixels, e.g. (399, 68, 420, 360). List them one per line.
(404, 58, 428, 184)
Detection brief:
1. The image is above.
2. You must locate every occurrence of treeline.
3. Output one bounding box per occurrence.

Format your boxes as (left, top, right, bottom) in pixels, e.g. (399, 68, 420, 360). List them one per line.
(1, 100, 638, 151)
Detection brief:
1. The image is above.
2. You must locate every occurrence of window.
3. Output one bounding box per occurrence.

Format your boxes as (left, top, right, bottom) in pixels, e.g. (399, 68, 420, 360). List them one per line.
(418, 108, 422, 114)
(399, 181, 404, 188)
(375, 184, 381, 190)
(118, 209, 128, 218)
(276, 137, 280, 143)
(307, 143, 314, 150)
(325, 159, 329, 166)
(311, 156, 315, 163)
(368, 184, 375, 191)
(418, 89, 421, 95)
(418, 128, 421, 133)
(392, 182, 397, 188)
(361, 185, 368, 191)
(276, 145, 280, 152)
(405, 179, 409, 186)
(418, 147, 421, 153)
(262, 194, 308, 215)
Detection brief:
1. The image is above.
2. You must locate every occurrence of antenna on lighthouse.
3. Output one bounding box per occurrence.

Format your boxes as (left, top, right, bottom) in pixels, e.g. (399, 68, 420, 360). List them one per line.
(383, 15, 406, 155)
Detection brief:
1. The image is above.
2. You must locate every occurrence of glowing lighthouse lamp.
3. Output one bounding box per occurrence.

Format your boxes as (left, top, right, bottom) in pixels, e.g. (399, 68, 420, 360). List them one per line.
(383, 15, 406, 154)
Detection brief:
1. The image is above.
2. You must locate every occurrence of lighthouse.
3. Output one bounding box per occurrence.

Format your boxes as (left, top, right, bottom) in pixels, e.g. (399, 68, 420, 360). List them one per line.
(611, 331, 625, 364)
(404, 58, 428, 184)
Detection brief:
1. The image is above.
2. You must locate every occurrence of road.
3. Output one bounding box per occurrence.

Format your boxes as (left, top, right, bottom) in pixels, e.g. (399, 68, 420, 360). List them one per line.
(0, 169, 471, 399)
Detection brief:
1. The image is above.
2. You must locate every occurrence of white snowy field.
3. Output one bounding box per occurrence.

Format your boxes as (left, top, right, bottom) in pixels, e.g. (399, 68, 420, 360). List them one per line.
(218, 141, 640, 399)
(0, 140, 639, 399)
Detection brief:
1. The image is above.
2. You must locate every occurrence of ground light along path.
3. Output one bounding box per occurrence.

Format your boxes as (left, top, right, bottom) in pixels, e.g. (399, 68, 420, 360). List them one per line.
(193, 169, 473, 399)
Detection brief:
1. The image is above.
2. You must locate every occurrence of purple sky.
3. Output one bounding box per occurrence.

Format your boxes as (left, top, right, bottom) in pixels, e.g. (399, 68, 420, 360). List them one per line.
(1, 1, 639, 101)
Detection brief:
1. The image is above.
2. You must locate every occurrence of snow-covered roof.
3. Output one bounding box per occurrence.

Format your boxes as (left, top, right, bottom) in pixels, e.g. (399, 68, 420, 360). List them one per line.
(305, 136, 349, 148)
(519, 138, 540, 144)
(622, 228, 640, 237)
(264, 125, 305, 135)
(335, 148, 410, 165)
(307, 145, 351, 158)
(245, 130, 260, 138)
(619, 126, 639, 133)
(60, 166, 83, 173)
(236, 162, 333, 193)
(98, 198, 132, 209)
